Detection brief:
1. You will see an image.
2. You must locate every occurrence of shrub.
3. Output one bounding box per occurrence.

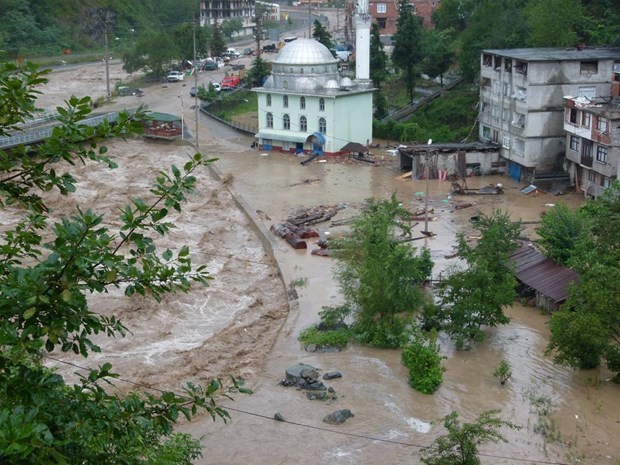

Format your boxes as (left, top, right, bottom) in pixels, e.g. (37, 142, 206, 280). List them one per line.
(401, 329, 445, 394)
(298, 326, 351, 350)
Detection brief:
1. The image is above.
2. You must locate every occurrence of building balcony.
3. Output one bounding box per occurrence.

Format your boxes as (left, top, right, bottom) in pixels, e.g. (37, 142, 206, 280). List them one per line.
(581, 155, 593, 167)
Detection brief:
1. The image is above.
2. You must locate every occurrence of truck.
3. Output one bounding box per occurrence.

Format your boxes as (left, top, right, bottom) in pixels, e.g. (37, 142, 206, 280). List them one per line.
(220, 74, 241, 90)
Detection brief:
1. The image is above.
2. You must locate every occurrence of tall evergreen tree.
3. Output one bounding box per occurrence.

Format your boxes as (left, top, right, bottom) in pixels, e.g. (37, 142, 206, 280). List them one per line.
(391, 1, 424, 103)
(312, 19, 334, 53)
(369, 22, 388, 89)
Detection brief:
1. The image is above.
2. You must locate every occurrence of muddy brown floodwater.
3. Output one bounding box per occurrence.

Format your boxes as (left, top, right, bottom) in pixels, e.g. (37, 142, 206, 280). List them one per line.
(30, 62, 620, 465)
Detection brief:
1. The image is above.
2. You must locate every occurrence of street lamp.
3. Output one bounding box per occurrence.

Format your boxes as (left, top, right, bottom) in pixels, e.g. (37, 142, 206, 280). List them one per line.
(423, 138, 433, 236)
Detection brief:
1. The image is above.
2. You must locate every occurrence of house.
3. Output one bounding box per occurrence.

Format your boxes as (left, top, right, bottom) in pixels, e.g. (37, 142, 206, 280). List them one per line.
(368, 0, 439, 38)
(199, 0, 256, 37)
(253, 38, 374, 155)
(478, 47, 620, 184)
(142, 112, 182, 140)
(563, 94, 620, 198)
(510, 243, 579, 313)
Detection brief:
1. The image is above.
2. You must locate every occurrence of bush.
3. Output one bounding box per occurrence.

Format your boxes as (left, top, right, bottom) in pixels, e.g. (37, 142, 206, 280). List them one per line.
(401, 330, 445, 394)
(298, 326, 351, 350)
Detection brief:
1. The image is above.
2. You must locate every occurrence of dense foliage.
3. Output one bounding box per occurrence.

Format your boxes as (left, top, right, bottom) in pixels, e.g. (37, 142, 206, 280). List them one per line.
(401, 329, 445, 394)
(536, 203, 585, 266)
(331, 196, 433, 348)
(0, 59, 238, 463)
(391, 1, 424, 102)
(421, 410, 520, 465)
(434, 210, 521, 349)
(546, 181, 620, 378)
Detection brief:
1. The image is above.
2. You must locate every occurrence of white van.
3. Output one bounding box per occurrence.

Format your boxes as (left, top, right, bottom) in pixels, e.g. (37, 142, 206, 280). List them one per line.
(226, 48, 241, 57)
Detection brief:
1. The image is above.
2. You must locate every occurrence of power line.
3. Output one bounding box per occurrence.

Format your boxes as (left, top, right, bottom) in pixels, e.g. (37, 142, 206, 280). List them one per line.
(43, 354, 573, 465)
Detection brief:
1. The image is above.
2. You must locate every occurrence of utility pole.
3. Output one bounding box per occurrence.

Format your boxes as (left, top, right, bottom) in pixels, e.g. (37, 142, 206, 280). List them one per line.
(103, 29, 111, 99)
(193, 16, 199, 148)
(308, 1, 312, 37)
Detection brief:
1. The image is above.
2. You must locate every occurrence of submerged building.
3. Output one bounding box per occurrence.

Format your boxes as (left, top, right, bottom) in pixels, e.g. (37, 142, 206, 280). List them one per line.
(253, 38, 374, 155)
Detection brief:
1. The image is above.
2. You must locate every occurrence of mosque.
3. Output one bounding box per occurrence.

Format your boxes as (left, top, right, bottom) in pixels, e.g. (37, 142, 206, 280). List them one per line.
(253, 13, 374, 155)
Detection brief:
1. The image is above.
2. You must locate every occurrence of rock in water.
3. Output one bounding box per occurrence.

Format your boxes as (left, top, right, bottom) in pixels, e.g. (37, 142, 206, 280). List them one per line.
(323, 409, 354, 425)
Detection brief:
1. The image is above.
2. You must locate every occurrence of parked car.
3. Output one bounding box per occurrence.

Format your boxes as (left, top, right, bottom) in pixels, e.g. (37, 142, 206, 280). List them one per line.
(243, 47, 253, 56)
(220, 75, 241, 90)
(226, 48, 241, 57)
(203, 60, 218, 71)
(209, 82, 221, 93)
(166, 70, 184, 82)
(189, 86, 199, 97)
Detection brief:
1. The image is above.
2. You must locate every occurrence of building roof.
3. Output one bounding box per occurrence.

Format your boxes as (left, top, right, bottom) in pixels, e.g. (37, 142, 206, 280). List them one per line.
(146, 112, 181, 122)
(510, 244, 579, 303)
(273, 38, 338, 65)
(398, 142, 499, 155)
(482, 47, 620, 62)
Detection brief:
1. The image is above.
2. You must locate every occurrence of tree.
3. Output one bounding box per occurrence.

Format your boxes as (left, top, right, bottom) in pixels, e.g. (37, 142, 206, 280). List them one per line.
(493, 360, 512, 385)
(422, 28, 455, 86)
(546, 181, 620, 378)
(221, 18, 244, 39)
(401, 329, 445, 394)
(0, 59, 238, 463)
(432, 0, 475, 32)
(174, 22, 212, 61)
(312, 19, 334, 53)
(421, 410, 520, 465)
(391, 1, 424, 102)
(536, 203, 584, 266)
(332, 196, 433, 348)
(0, 0, 60, 58)
(123, 30, 178, 78)
(524, 0, 584, 47)
(210, 23, 226, 57)
(369, 23, 388, 89)
(435, 210, 520, 349)
(247, 55, 271, 87)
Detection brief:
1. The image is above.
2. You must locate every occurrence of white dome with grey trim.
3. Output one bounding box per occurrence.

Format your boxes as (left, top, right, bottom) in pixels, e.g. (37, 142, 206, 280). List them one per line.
(273, 39, 339, 65)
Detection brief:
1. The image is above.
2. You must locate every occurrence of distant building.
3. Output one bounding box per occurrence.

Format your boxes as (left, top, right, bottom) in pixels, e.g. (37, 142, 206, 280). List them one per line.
(253, 39, 374, 155)
(368, 0, 439, 37)
(410, 0, 441, 28)
(199, 0, 256, 36)
(479, 47, 620, 183)
(563, 94, 620, 198)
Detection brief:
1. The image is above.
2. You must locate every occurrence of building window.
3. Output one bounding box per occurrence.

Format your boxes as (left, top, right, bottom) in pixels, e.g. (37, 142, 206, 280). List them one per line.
(515, 61, 527, 75)
(319, 98, 325, 111)
(300, 96, 305, 110)
(492, 129, 499, 143)
(582, 112, 591, 128)
(300, 116, 307, 132)
(503, 82, 511, 96)
(568, 108, 578, 124)
(514, 86, 527, 101)
(283, 80, 288, 89)
(502, 108, 510, 122)
(588, 170, 596, 182)
(266, 94, 271, 106)
(504, 59, 512, 72)
(283, 114, 290, 130)
(601, 176, 611, 188)
(491, 105, 499, 120)
(481, 77, 491, 88)
(283, 95, 288, 108)
(502, 135, 510, 149)
(596, 145, 608, 163)
(482, 54, 492, 67)
(482, 126, 491, 140)
(597, 117, 608, 133)
(514, 138, 525, 155)
(578, 87, 596, 99)
(377, 17, 387, 29)
(319, 117, 326, 134)
(266, 112, 273, 128)
(569, 135, 579, 151)
(512, 112, 525, 127)
(376, 2, 386, 13)
(580, 61, 598, 75)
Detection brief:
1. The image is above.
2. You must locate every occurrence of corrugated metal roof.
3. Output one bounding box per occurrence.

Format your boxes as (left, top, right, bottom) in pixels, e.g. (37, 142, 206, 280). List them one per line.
(510, 244, 579, 303)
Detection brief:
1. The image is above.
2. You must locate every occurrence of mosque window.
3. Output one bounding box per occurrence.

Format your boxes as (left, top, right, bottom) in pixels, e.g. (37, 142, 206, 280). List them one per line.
(319, 117, 326, 134)
(283, 80, 289, 89)
(319, 98, 325, 111)
(266, 112, 273, 128)
(300, 97, 306, 110)
(300, 116, 307, 132)
(283, 114, 290, 130)
(283, 95, 288, 108)
(266, 94, 271, 106)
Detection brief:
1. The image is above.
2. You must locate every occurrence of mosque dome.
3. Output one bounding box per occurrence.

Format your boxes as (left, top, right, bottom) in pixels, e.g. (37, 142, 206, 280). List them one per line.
(324, 80, 339, 92)
(274, 38, 339, 65)
(340, 77, 354, 88)
(296, 77, 321, 92)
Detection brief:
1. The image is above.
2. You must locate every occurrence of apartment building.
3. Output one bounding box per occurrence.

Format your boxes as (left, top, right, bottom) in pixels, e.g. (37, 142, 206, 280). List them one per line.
(368, 0, 438, 37)
(199, 0, 256, 36)
(563, 93, 620, 198)
(479, 47, 620, 182)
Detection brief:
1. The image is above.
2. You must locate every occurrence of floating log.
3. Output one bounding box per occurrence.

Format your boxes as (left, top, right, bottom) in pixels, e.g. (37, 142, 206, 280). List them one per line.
(285, 232, 307, 249)
(284, 221, 320, 239)
(454, 203, 473, 210)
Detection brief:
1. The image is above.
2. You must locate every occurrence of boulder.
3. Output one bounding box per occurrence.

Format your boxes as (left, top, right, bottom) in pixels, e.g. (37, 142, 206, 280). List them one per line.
(323, 371, 342, 380)
(323, 409, 354, 425)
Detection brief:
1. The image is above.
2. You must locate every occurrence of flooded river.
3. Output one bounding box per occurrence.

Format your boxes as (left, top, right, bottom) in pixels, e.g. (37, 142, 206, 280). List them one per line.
(32, 63, 618, 465)
(182, 138, 619, 465)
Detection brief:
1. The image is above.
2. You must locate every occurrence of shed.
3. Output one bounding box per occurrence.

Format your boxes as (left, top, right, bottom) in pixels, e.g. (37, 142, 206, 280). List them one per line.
(510, 243, 579, 312)
(142, 112, 182, 140)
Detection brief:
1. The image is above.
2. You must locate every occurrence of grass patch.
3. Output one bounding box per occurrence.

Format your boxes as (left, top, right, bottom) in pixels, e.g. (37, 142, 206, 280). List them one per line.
(209, 90, 258, 120)
(298, 326, 351, 350)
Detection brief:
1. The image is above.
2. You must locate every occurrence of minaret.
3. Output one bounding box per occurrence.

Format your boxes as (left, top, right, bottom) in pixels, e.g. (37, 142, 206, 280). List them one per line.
(354, 1, 371, 81)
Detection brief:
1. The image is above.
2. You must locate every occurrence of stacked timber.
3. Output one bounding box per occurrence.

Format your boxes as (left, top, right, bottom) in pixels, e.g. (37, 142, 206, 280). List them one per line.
(286, 204, 345, 226)
(271, 222, 320, 249)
